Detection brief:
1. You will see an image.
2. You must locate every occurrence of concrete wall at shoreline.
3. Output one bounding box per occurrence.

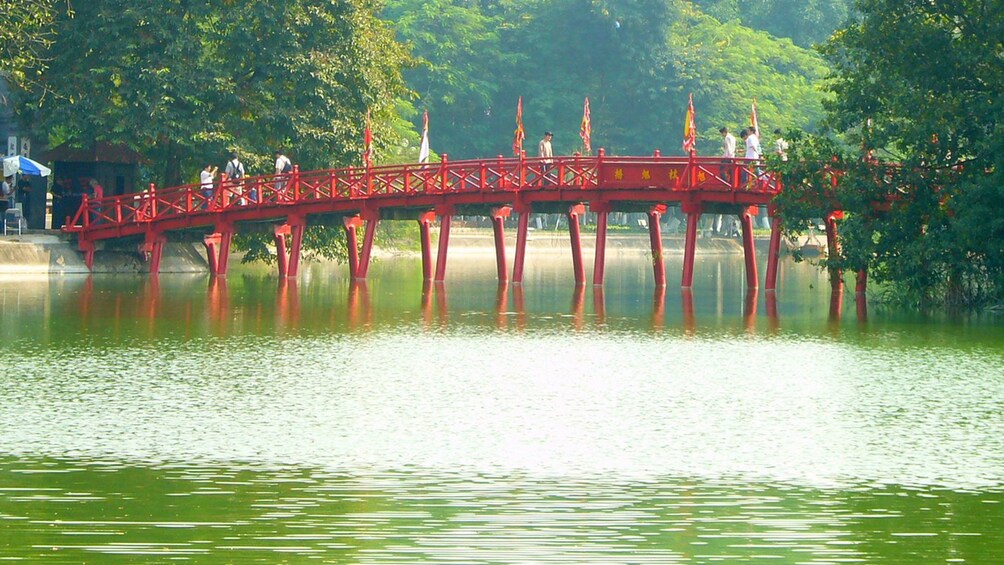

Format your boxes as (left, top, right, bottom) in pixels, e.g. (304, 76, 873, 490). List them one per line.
(0, 234, 209, 274)
(1, 229, 810, 275)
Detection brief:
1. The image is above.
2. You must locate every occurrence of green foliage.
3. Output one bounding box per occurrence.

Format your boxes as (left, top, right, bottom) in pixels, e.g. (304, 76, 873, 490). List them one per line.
(0, 0, 59, 89)
(385, 0, 830, 159)
(773, 0, 1004, 307)
(694, 0, 854, 47)
(14, 0, 412, 186)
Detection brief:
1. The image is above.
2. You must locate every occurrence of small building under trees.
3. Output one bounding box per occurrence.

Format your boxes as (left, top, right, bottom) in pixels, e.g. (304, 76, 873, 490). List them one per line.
(40, 141, 145, 229)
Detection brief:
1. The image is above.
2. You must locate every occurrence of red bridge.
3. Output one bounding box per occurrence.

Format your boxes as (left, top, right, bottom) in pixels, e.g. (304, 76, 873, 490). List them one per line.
(65, 150, 798, 291)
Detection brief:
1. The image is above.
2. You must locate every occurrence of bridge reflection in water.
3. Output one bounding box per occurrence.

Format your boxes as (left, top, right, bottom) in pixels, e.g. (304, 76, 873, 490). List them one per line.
(75, 272, 867, 338)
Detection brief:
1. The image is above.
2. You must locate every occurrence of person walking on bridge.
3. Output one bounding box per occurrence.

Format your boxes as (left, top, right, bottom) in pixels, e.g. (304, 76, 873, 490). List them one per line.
(274, 150, 292, 200)
(200, 164, 218, 210)
(225, 152, 247, 205)
(538, 131, 554, 186)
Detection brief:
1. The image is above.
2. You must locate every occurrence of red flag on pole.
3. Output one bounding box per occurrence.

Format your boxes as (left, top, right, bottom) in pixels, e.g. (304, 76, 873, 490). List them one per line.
(418, 109, 430, 164)
(363, 110, 373, 168)
(682, 93, 696, 154)
(750, 97, 760, 136)
(513, 96, 525, 157)
(579, 97, 592, 154)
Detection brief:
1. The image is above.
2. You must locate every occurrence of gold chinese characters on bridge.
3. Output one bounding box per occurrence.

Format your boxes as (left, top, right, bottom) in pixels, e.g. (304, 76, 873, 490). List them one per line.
(603, 164, 687, 188)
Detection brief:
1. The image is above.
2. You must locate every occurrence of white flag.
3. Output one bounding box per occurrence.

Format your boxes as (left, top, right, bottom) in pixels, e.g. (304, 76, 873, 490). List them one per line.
(418, 110, 430, 164)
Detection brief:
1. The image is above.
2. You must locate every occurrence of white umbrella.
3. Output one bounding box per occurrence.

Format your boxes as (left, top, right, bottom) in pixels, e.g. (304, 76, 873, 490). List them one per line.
(3, 155, 52, 178)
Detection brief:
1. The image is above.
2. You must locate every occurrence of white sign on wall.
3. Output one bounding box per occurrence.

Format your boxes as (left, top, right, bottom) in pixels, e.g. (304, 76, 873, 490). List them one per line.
(7, 136, 16, 157)
(20, 138, 30, 159)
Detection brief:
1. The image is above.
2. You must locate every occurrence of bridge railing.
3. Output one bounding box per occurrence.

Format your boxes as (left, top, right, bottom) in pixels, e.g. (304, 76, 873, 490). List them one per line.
(63, 154, 781, 234)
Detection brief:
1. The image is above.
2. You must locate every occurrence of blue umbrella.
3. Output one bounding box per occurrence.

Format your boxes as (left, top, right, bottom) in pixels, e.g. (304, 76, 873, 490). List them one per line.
(3, 155, 52, 178)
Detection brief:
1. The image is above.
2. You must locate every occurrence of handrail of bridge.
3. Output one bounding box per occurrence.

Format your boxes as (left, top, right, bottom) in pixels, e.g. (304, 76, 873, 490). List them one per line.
(62, 153, 781, 235)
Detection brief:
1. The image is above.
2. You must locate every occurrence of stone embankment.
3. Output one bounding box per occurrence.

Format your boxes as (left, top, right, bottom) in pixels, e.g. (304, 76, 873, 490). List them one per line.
(0, 228, 819, 274)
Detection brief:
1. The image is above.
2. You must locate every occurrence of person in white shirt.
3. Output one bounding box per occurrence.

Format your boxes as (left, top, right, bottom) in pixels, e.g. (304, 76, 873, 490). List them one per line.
(744, 126, 762, 160)
(714, 127, 739, 235)
(538, 131, 554, 185)
(773, 129, 789, 161)
(200, 164, 217, 209)
(274, 150, 292, 199)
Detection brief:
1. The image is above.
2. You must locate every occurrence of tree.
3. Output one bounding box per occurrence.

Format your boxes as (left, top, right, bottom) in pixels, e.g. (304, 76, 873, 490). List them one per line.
(0, 0, 58, 91)
(693, 0, 854, 48)
(387, 0, 830, 159)
(14, 0, 412, 186)
(774, 0, 1004, 307)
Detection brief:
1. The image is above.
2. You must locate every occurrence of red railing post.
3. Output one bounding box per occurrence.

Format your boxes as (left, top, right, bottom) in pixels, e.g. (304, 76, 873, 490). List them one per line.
(81, 194, 90, 228)
(149, 183, 158, 220)
(595, 148, 605, 190)
(293, 165, 301, 201)
(497, 155, 507, 189)
(518, 150, 526, 189)
(439, 154, 449, 193)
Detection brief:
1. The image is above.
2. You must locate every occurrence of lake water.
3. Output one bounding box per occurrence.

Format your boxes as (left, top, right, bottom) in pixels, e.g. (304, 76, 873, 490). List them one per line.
(2, 250, 1003, 563)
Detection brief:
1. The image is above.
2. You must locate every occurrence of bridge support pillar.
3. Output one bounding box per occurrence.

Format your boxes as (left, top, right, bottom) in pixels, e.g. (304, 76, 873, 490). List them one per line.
(491, 206, 511, 283)
(139, 232, 167, 275)
(357, 215, 379, 280)
(765, 215, 783, 292)
(856, 268, 868, 294)
(78, 239, 96, 271)
(513, 203, 531, 284)
(343, 215, 364, 278)
(590, 202, 612, 286)
(435, 208, 452, 282)
(740, 206, 759, 288)
(418, 211, 436, 281)
(825, 212, 844, 291)
(274, 214, 306, 278)
(647, 204, 667, 287)
(681, 203, 703, 288)
(567, 204, 586, 285)
(204, 224, 234, 276)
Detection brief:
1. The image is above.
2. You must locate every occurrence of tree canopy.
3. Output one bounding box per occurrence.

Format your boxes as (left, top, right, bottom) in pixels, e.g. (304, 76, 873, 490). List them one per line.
(385, 0, 831, 159)
(773, 0, 1004, 307)
(13, 0, 412, 185)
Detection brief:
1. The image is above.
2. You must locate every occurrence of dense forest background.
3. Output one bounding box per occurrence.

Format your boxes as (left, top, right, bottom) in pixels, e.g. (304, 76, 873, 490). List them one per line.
(385, 0, 848, 159)
(3, 0, 852, 179)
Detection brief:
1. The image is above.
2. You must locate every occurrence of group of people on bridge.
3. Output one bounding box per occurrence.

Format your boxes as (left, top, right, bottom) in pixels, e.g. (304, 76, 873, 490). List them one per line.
(198, 150, 293, 209)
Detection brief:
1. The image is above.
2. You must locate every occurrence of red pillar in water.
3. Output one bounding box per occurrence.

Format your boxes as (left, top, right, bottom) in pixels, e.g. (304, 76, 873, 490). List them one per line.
(825, 211, 844, 291)
(765, 214, 783, 291)
(356, 211, 380, 280)
(491, 206, 511, 283)
(418, 210, 436, 281)
(567, 203, 586, 285)
(435, 206, 453, 282)
(647, 204, 666, 287)
(681, 201, 703, 288)
(513, 201, 531, 284)
(591, 201, 612, 286)
(740, 206, 759, 288)
(343, 215, 363, 278)
(274, 224, 290, 277)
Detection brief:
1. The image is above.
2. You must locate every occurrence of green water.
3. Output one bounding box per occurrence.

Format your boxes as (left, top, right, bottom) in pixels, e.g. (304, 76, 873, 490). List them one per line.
(2, 252, 1003, 563)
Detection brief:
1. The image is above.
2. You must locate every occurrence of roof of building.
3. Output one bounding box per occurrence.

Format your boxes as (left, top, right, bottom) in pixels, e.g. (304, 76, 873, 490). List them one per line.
(40, 141, 147, 164)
